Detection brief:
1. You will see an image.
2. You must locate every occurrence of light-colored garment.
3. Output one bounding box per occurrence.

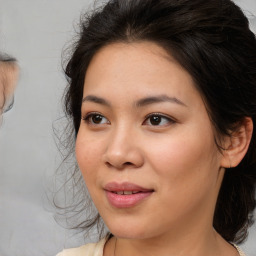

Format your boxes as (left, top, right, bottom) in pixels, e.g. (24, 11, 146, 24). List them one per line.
(56, 237, 107, 256)
(56, 237, 246, 256)
(232, 244, 247, 256)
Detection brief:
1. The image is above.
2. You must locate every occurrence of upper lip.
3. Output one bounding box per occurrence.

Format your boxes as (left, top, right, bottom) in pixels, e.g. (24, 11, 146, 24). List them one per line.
(104, 182, 154, 192)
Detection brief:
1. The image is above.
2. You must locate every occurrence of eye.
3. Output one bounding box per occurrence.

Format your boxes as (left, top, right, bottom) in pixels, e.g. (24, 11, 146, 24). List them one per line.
(82, 113, 110, 125)
(143, 113, 175, 126)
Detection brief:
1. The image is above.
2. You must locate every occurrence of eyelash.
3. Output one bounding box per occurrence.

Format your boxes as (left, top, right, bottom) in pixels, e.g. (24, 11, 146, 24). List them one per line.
(82, 112, 176, 127)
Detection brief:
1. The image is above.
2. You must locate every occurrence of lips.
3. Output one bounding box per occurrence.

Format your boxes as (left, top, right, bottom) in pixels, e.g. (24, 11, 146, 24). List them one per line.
(104, 182, 154, 208)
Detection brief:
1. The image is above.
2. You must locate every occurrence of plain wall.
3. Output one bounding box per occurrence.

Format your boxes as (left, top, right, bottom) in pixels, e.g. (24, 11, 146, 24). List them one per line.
(0, 1, 256, 256)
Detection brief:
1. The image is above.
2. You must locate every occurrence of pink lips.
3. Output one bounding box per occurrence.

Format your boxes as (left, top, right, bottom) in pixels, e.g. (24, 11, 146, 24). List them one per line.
(104, 182, 154, 208)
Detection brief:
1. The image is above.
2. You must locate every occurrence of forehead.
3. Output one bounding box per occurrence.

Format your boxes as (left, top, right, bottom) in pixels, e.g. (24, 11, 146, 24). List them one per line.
(86, 41, 177, 77)
(83, 42, 202, 108)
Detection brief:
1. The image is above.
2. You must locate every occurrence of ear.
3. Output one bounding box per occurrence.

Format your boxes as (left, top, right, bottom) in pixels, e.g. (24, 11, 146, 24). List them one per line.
(220, 117, 253, 168)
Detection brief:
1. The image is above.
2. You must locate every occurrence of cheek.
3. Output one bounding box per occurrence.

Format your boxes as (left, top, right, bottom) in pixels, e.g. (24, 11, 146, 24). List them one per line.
(147, 129, 219, 191)
(75, 131, 103, 182)
(148, 135, 220, 219)
(148, 136, 206, 172)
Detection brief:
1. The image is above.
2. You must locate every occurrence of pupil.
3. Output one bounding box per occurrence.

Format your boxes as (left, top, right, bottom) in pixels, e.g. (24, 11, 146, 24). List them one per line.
(92, 115, 102, 123)
(150, 116, 161, 125)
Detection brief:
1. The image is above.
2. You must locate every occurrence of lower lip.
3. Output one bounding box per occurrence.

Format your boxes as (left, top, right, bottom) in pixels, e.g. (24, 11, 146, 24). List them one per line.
(105, 191, 153, 208)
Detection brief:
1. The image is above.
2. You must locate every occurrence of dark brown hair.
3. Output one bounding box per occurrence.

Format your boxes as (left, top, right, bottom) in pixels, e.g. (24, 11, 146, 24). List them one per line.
(59, 0, 256, 243)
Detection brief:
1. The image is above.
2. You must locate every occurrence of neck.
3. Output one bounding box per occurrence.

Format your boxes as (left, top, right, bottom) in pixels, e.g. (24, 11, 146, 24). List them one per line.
(110, 228, 238, 256)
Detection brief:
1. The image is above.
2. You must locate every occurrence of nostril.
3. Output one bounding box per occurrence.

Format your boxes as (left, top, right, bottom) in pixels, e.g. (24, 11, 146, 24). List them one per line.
(103, 149, 144, 169)
(105, 162, 112, 168)
(105, 161, 134, 169)
(124, 162, 133, 166)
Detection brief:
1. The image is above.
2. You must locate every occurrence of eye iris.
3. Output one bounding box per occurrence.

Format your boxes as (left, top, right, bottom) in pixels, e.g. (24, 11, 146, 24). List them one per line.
(150, 116, 161, 125)
(92, 115, 103, 124)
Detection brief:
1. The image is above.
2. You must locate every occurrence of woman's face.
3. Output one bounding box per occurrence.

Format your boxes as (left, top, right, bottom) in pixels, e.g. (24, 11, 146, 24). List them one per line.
(76, 42, 225, 240)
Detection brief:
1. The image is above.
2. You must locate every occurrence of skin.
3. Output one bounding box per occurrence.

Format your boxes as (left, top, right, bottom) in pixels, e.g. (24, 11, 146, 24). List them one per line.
(0, 61, 18, 114)
(76, 42, 251, 256)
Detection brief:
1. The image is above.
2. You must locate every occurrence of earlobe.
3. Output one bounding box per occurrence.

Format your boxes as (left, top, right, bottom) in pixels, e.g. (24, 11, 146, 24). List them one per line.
(220, 117, 253, 168)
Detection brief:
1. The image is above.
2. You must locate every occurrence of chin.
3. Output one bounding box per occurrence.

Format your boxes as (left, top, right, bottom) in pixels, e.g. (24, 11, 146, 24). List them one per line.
(105, 218, 155, 240)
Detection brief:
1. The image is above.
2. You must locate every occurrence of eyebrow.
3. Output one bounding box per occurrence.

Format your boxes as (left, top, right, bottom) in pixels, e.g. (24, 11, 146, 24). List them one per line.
(135, 95, 187, 107)
(82, 94, 187, 108)
(82, 95, 111, 106)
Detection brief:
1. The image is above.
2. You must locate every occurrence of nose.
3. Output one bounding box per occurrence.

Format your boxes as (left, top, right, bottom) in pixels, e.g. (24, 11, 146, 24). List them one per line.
(102, 127, 144, 170)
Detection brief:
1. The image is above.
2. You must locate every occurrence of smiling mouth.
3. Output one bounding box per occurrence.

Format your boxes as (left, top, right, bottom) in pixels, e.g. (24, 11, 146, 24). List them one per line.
(104, 182, 154, 208)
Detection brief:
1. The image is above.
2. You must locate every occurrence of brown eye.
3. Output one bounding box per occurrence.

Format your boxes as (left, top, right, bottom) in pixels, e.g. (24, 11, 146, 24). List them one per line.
(92, 114, 104, 124)
(143, 114, 175, 126)
(149, 115, 162, 126)
(83, 113, 109, 125)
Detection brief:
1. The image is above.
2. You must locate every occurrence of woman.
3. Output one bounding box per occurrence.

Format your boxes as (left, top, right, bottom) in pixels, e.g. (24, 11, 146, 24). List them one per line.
(57, 0, 256, 255)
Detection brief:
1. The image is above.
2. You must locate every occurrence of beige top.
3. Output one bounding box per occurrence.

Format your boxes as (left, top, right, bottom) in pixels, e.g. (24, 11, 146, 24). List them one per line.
(56, 237, 246, 256)
(56, 237, 107, 256)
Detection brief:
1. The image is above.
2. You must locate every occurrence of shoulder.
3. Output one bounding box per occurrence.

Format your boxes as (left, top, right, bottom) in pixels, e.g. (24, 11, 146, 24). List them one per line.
(56, 237, 107, 256)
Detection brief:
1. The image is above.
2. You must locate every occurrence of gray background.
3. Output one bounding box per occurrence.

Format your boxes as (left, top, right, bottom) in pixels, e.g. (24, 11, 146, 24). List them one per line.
(0, 1, 256, 256)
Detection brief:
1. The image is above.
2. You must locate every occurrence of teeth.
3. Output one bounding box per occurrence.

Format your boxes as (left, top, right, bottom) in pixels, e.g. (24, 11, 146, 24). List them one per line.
(115, 191, 140, 195)
(123, 191, 132, 195)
